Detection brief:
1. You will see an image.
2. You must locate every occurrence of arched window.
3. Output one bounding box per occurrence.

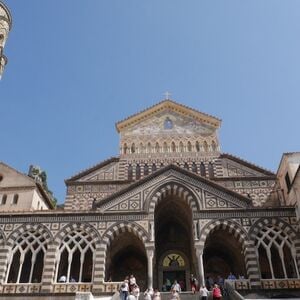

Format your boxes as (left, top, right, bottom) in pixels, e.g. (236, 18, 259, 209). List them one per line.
(147, 143, 152, 153)
(1, 194, 7, 205)
(144, 164, 149, 176)
(152, 163, 157, 173)
(160, 162, 164, 169)
(195, 141, 200, 152)
(179, 142, 184, 152)
(131, 143, 136, 154)
(139, 143, 144, 154)
(184, 162, 189, 170)
(13, 194, 19, 205)
(136, 164, 141, 180)
(128, 164, 133, 180)
(208, 162, 214, 178)
(255, 225, 299, 279)
(187, 141, 192, 152)
(200, 162, 206, 177)
(203, 141, 208, 152)
(163, 142, 168, 153)
(171, 142, 176, 152)
(123, 143, 128, 154)
(56, 230, 96, 283)
(155, 142, 160, 153)
(192, 162, 197, 173)
(211, 141, 217, 152)
(6, 228, 49, 283)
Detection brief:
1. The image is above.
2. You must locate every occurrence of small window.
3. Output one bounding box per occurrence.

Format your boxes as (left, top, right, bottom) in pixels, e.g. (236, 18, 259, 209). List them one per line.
(195, 141, 200, 152)
(208, 162, 214, 178)
(1, 194, 7, 205)
(0, 174, 3, 182)
(152, 163, 157, 173)
(192, 162, 197, 173)
(131, 143, 136, 153)
(171, 142, 176, 152)
(163, 142, 168, 152)
(155, 142, 160, 153)
(136, 164, 141, 180)
(285, 172, 292, 192)
(179, 142, 184, 152)
(128, 165, 133, 180)
(13, 194, 19, 205)
(200, 162, 206, 176)
(184, 162, 189, 170)
(164, 117, 173, 129)
(187, 141, 192, 152)
(144, 164, 149, 176)
(123, 143, 128, 154)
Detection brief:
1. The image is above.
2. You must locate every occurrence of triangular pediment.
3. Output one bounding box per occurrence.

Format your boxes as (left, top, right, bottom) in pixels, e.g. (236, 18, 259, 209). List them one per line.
(96, 165, 251, 213)
(0, 162, 36, 188)
(66, 158, 120, 182)
(116, 100, 221, 137)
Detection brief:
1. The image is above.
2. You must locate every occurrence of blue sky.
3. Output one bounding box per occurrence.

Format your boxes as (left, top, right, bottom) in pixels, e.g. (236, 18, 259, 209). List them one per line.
(1, 1, 300, 203)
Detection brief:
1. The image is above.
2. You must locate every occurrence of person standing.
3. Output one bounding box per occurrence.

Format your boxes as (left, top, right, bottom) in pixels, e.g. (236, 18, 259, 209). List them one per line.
(120, 278, 129, 300)
(212, 284, 222, 300)
(171, 280, 181, 293)
(153, 288, 161, 300)
(199, 285, 209, 300)
(129, 274, 137, 292)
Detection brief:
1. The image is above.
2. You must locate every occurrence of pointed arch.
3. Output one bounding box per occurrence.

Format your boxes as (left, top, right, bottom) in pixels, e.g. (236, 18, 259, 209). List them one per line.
(163, 142, 168, 153)
(155, 142, 160, 153)
(171, 141, 176, 152)
(199, 219, 249, 249)
(187, 141, 192, 152)
(5, 223, 52, 283)
(103, 222, 149, 246)
(131, 143, 136, 154)
(54, 223, 100, 283)
(146, 181, 200, 214)
(249, 218, 300, 279)
(179, 141, 184, 152)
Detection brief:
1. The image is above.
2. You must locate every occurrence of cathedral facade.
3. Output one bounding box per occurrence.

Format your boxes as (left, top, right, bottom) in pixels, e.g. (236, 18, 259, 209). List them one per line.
(0, 100, 299, 298)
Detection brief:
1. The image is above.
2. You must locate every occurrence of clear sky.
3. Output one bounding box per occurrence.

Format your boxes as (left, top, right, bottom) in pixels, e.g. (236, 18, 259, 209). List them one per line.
(1, 0, 300, 203)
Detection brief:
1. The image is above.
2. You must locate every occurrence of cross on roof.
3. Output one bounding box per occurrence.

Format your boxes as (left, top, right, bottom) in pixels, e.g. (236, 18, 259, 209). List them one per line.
(163, 91, 172, 100)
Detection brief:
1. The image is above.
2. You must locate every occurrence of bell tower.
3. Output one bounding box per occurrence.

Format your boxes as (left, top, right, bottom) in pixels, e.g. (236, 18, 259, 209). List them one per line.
(0, 1, 12, 79)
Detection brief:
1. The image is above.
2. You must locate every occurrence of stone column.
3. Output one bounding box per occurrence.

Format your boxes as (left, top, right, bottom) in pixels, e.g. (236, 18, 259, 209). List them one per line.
(92, 242, 107, 294)
(196, 247, 205, 287)
(146, 249, 154, 289)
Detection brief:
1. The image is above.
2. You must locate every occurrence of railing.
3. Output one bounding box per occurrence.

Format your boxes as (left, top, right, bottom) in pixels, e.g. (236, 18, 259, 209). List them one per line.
(1, 283, 42, 294)
(225, 279, 250, 290)
(261, 278, 300, 289)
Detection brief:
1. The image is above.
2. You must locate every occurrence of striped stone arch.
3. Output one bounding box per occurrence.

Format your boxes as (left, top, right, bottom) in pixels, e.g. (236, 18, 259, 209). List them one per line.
(249, 217, 298, 240)
(249, 217, 300, 278)
(199, 219, 249, 249)
(198, 219, 263, 287)
(53, 222, 100, 245)
(146, 181, 200, 214)
(103, 221, 149, 247)
(2, 223, 53, 284)
(6, 223, 53, 247)
(52, 222, 102, 284)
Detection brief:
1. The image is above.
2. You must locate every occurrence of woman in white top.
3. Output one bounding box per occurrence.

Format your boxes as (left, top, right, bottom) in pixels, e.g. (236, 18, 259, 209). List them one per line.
(199, 285, 209, 300)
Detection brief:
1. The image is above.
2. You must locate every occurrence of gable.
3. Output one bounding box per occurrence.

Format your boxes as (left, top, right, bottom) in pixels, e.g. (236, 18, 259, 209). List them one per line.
(96, 165, 251, 213)
(66, 158, 120, 182)
(0, 162, 35, 188)
(121, 109, 217, 139)
(116, 100, 221, 137)
(220, 154, 275, 177)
